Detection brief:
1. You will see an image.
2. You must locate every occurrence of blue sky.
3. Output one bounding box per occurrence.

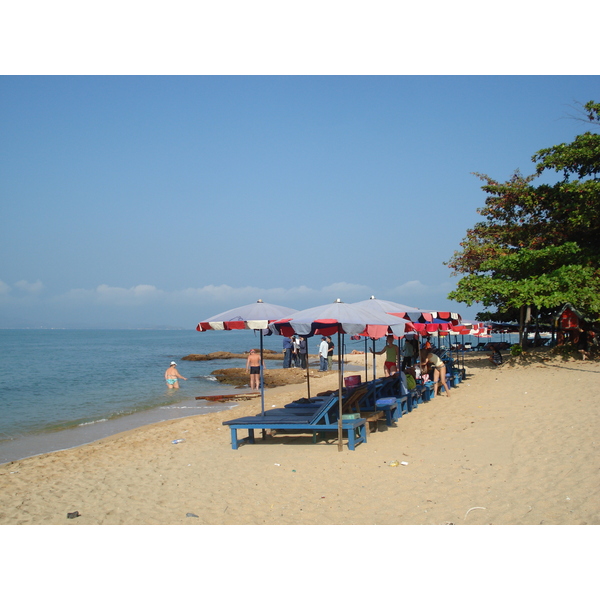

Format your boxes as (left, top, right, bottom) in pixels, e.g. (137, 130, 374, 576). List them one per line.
(1, 75, 598, 328)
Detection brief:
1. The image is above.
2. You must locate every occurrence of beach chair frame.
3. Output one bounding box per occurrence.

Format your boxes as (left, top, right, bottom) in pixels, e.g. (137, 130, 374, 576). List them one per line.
(223, 393, 368, 450)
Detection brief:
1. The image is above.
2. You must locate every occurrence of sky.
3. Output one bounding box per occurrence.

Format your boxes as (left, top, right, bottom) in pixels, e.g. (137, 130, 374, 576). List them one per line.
(1, 75, 598, 328)
(1, 7, 598, 329)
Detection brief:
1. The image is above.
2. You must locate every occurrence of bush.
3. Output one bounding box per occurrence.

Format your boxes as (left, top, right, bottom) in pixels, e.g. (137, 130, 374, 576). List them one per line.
(510, 344, 523, 357)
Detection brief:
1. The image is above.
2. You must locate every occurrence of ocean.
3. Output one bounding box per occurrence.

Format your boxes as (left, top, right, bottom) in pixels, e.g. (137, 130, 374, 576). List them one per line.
(0, 328, 327, 464)
(0, 329, 515, 464)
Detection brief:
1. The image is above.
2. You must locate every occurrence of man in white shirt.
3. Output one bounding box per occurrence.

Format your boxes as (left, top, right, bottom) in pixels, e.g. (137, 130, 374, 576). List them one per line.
(318, 336, 329, 371)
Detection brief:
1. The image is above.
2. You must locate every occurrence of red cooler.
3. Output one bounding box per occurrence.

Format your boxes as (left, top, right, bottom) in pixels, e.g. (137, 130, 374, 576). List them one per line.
(344, 375, 361, 388)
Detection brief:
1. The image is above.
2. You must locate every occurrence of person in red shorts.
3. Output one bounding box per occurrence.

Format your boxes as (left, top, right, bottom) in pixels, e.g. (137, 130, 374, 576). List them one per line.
(374, 335, 399, 376)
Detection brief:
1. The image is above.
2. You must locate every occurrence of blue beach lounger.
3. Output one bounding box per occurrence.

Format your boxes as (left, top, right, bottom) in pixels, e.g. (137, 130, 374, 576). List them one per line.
(222, 393, 367, 450)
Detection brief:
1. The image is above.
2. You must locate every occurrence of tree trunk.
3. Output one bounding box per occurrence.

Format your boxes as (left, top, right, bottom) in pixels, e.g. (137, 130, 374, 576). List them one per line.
(519, 305, 525, 346)
(519, 305, 532, 348)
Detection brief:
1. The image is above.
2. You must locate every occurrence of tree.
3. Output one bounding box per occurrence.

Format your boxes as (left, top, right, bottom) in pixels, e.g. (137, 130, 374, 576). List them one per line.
(447, 101, 600, 342)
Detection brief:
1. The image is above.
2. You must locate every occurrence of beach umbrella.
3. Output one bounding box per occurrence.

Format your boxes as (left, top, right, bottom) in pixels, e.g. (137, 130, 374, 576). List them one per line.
(351, 297, 417, 378)
(353, 296, 434, 323)
(270, 299, 409, 451)
(197, 300, 297, 416)
(352, 297, 462, 373)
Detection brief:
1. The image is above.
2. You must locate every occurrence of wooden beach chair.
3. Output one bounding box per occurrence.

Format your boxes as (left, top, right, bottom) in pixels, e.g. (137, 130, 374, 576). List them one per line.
(285, 384, 389, 431)
(361, 377, 406, 424)
(222, 393, 367, 450)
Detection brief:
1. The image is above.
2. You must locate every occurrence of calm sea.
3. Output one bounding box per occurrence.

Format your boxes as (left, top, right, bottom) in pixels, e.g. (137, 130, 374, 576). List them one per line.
(0, 329, 514, 464)
(0, 328, 322, 464)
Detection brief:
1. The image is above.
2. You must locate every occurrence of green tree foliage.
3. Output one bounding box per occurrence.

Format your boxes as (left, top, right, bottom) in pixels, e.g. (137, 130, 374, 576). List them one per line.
(447, 101, 600, 326)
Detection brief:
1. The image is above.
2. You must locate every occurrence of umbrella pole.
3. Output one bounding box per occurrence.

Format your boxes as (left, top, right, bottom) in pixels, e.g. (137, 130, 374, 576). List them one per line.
(305, 336, 311, 400)
(337, 329, 343, 452)
(364, 337, 368, 381)
(260, 330, 267, 440)
(372, 338, 377, 380)
(260, 330, 265, 416)
(340, 333, 345, 380)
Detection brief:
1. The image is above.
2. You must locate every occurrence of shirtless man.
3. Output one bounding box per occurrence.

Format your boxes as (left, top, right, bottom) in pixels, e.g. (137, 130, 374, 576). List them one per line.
(164, 361, 187, 389)
(246, 349, 264, 390)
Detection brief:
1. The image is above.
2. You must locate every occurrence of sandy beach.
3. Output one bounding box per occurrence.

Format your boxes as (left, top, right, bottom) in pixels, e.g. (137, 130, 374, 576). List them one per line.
(1, 347, 598, 526)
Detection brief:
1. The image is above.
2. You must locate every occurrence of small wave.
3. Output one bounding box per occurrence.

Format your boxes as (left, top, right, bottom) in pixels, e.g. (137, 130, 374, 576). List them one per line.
(78, 418, 108, 427)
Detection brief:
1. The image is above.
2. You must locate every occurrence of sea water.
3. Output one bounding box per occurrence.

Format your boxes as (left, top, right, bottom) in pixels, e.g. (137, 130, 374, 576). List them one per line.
(0, 328, 313, 464)
(0, 329, 510, 464)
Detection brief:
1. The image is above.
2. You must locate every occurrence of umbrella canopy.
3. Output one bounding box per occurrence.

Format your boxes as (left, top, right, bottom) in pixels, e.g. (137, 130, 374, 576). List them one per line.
(196, 300, 298, 416)
(407, 321, 453, 334)
(270, 298, 409, 339)
(451, 322, 487, 336)
(356, 294, 462, 325)
(353, 296, 433, 323)
(197, 300, 297, 332)
(351, 297, 420, 379)
(270, 299, 410, 452)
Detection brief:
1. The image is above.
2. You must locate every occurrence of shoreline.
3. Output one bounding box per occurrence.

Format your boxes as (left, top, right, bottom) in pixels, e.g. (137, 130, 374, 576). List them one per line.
(0, 353, 359, 465)
(1, 349, 598, 525)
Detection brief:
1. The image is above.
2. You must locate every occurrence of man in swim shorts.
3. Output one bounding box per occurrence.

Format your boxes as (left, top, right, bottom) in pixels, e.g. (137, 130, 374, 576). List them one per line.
(165, 361, 187, 389)
(246, 349, 264, 390)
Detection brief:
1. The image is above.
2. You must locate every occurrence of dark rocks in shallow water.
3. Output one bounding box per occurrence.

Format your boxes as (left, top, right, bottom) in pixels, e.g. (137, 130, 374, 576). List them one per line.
(182, 350, 283, 361)
(211, 367, 330, 388)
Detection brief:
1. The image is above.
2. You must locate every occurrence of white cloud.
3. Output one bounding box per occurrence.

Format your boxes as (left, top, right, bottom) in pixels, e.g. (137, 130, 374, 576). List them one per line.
(3, 278, 476, 328)
(59, 284, 164, 306)
(321, 282, 371, 302)
(51, 281, 375, 314)
(14, 279, 44, 294)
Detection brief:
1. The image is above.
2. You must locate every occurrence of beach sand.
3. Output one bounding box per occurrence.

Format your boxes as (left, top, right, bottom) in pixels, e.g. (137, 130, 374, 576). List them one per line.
(1, 349, 598, 526)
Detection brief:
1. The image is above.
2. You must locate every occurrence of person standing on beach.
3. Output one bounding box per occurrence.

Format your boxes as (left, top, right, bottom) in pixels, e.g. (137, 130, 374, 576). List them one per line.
(318, 336, 329, 371)
(246, 349, 264, 390)
(299, 335, 307, 369)
(374, 335, 399, 376)
(402, 337, 418, 369)
(327, 336, 334, 371)
(421, 351, 451, 397)
(165, 361, 187, 389)
(282, 336, 293, 368)
(292, 335, 301, 367)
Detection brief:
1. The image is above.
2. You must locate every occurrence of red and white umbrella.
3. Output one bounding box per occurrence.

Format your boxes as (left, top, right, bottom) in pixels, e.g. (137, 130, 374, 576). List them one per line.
(197, 300, 297, 415)
(270, 299, 409, 451)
